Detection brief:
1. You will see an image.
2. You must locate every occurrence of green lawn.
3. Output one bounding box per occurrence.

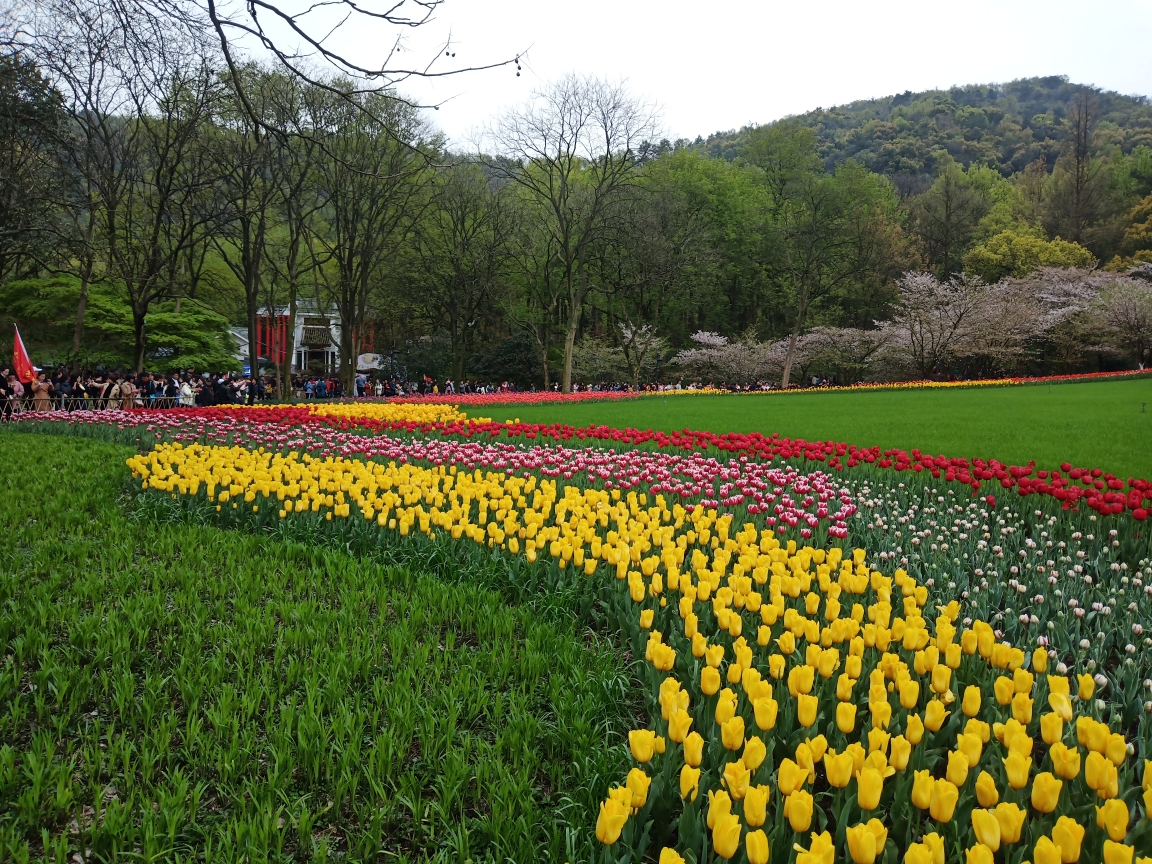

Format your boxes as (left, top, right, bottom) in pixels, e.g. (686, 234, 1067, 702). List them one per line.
(0, 432, 629, 863)
(482, 378, 1152, 479)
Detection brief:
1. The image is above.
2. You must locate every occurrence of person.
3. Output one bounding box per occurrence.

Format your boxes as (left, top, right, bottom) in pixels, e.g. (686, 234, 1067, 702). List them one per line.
(6, 373, 23, 415)
(355, 371, 367, 398)
(179, 375, 195, 407)
(30, 372, 52, 411)
(0, 369, 11, 420)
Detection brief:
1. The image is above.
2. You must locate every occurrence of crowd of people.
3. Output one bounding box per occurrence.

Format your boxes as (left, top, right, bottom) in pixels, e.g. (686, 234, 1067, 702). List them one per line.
(1, 363, 839, 419)
(0, 367, 275, 417)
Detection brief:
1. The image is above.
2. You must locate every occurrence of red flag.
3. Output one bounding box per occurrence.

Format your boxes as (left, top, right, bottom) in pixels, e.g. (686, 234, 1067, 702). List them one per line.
(13, 325, 34, 383)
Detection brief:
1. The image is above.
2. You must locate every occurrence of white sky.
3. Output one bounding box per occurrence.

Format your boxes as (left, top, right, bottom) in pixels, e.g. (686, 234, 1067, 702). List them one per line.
(313, 0, 1152, 147)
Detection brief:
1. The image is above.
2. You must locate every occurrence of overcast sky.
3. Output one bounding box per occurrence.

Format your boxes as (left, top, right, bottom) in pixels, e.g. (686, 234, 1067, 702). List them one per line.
(317, 0, 1152, 147)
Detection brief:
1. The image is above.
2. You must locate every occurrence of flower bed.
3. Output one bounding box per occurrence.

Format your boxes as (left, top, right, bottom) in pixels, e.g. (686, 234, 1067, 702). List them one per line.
(11, 401, 1152, 861)
(121, 438, 1152, 863)
(14, 406, 1152, 521)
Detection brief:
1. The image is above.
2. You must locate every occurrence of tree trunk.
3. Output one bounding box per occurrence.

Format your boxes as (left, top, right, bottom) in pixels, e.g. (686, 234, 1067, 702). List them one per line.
(72, 269, 89, 371)
(133, 307, 147, 374)
(780, 296, 808, 389)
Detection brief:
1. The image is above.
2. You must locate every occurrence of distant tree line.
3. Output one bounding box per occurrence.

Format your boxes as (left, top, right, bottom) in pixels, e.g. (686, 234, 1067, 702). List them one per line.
(1, 4, 1150, 393)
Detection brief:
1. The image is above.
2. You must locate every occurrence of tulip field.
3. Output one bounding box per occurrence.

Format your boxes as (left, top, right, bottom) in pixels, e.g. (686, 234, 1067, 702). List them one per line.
(4, 393, 1152, 863)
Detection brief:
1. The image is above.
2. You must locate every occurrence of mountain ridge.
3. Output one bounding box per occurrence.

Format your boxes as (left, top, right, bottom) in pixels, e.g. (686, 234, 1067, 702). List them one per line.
(695, 76, 1152, 184)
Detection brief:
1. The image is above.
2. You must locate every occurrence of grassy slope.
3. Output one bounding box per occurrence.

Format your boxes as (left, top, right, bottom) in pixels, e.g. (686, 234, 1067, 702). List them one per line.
(482, 378, 1152, 479)
(0, 432, 629, 863)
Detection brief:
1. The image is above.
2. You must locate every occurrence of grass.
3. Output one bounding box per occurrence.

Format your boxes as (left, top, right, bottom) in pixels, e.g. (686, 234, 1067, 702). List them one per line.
(0, 432, 633, 863)
(482, 377, 1152, 479)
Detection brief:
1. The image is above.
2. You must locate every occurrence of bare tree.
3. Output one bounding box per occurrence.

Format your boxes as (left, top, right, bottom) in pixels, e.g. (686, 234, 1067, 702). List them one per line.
(1045, 91, 1106, 244)
(488, 76, 658, 392)
(1087, 279, 1152, 368)
(313, 87, 435, 392)
(21, 0, 223, 371)
(413, 162, 513, 381)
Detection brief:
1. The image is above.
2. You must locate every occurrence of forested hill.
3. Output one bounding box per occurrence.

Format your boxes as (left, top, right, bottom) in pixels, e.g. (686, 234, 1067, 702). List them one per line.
(700, 76, 1152, 181)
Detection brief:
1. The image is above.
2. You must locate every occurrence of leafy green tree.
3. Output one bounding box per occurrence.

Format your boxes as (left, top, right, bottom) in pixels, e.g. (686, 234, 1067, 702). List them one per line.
(965, 227, 1095, 282)
(745, 122, 907, 386)
(909, 158, 989, 277)
(0, 276, 237, 370)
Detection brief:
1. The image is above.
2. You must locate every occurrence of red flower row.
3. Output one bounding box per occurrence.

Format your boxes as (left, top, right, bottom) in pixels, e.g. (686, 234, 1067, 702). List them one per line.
(113, 407, 1152, 520)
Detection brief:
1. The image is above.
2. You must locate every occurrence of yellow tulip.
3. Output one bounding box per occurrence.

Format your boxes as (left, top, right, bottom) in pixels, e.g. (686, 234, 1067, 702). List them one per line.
(923, 832, 945, 864)
(778, 758, 806, 795)
(1097, 799, 1130, 842)
(906, 713, 925, 744)
(712, 812, 742, 860)
(947, 749, 970, 787)
(721, 715, 745, 751)
(684, 731, 704, 767)
(994, 802, 1026, 844)
(1014, 668, 1034, 695)
(783, 789, 813, 832)
(837, 702, 857, 733)
(900, 679, 920, 709)
(911, 769, 934, 809)
(595, 797, 629, 844)
(965, 845, 994, 864)
(1003, 751, 1032, 790)
(929, 778, 959, 822)
(659, 848, 686, 864)
(746, 829, 770, 864)
(1041, 712, 1064, 745)
(971, 808, 1001, 851)
(626, 768, 651, 808)
(754, 696, 779, 730)
(707, 788, 731, 829)
(1031, 772, 1062, 813)
(845, 820, 888, 864)
(994, 676, 1015, 705)
(1053, 815, 1085, 862)
(639, 609, 654, 629)
(924, 700, 949, 732)
(1011, 693, 1034, 724)
(1033, 647, 1048, 673)
(1103, 841, 1134, 864)
(959, 731, 982, 767)
(723, 760, 750, 800)
(857, 766, 884, 810)
(702, 666, 721, 696)
(904, 843, 932, 864)
(1087, 750, 1116, 793)
(629, 729, 656, 763)
(889, 735, 911, 771)
(962, 685, 981, 717)
(1077, 673, 1095, 700)
(975, 770, 999, 807)
(1106, 733, 1128, 767)
(743, 735, 767, 772)
(769, 653, 786, 677)
(837, 673, 857, 701)
(825, 750, 854, 788)
(669, 708, 693, 743)
(1049, 691, 1073, 722)
(679, 764, 700, 801)
(744, 784, 769, 827)
(1035, 836, 1063, 864)
(1050, 742, 1081, 780)
(716, 695, 737, 725)
(797, 693, 818, 727)
(806, 734, 828, 762)
(931, 663, 951, 694)
(794, 831, 834, 864)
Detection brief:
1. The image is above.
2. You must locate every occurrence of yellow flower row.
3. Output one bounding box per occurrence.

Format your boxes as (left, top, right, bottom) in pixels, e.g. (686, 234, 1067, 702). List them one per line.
(218, 401, 480, 424)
